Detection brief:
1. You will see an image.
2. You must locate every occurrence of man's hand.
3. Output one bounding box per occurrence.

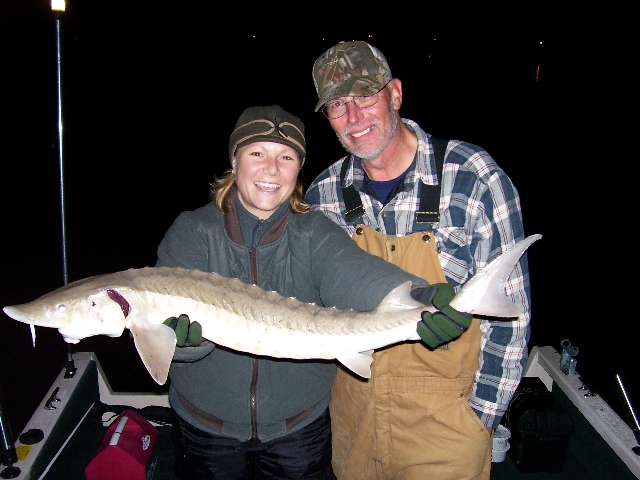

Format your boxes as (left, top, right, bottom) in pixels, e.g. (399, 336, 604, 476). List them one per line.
(413, 283, 472, 349)
(163, 314, 203, 347)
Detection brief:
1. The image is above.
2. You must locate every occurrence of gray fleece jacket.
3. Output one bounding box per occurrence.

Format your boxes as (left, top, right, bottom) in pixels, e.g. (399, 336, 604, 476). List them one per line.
(155, 195, 426, 441)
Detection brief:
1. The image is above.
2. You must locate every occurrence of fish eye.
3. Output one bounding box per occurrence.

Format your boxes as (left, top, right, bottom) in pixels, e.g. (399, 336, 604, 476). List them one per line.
(56, 304, 67, 313)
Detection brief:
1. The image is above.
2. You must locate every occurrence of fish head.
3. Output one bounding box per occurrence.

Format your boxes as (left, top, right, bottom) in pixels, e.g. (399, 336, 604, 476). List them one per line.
(3, 284, 127, 344)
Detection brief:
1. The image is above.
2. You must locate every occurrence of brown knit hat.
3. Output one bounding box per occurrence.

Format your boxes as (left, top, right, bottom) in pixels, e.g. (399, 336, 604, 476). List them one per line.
(312, 41, 393, 112)
(228, 105, 306, 164)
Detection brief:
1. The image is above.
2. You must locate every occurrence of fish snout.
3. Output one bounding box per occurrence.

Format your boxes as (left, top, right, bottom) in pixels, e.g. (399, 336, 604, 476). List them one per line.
(3, 305, 41, 325)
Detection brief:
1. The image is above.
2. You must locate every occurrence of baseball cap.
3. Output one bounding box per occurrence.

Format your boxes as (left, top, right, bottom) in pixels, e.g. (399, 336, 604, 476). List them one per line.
(312, 41, 393, 112)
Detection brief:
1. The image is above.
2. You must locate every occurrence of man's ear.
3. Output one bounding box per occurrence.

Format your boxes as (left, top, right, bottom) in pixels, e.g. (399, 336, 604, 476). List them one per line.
(389, 78, 403, 111)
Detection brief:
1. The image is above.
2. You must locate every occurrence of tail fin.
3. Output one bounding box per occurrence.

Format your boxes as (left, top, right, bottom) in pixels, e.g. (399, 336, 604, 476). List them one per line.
(450, 234, 541, 317)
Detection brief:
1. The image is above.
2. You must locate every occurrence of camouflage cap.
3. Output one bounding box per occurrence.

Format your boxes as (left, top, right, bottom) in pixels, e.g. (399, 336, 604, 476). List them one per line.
(312, 41, 393, 112)
(229, 105, 306, 164)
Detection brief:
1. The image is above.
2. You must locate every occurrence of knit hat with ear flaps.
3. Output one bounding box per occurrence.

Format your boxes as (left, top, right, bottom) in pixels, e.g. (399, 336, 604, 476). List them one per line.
(228, 105, 306, 165)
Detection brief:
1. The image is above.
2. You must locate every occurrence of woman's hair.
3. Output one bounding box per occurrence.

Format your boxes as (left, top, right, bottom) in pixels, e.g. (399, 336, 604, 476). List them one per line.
(210, 170, 310, 214)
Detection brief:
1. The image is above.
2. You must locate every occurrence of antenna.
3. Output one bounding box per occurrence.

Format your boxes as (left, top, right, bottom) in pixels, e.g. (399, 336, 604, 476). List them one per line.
(53, 0, 68, 286)
(51, 0, 77, 380)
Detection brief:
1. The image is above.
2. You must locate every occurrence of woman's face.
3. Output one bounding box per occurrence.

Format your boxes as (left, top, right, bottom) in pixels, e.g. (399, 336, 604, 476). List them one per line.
(233, 141, 301, 219)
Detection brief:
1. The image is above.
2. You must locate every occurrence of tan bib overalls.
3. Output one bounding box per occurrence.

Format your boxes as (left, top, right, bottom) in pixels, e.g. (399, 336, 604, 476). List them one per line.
(330, 226, 492, 480)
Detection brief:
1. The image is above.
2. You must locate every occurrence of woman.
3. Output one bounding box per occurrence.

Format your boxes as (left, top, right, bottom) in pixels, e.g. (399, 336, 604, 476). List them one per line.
(155, 105, 464, 479)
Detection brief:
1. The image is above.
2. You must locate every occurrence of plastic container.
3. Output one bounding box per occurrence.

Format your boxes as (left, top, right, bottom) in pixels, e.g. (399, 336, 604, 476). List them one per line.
(492, 441, 510, 463)
(493, 424, 511, 450)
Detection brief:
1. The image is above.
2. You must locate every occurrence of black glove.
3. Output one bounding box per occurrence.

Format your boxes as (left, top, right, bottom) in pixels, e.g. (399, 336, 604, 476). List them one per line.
(163, 314, 203, 347)
(411, 283, 472, 349)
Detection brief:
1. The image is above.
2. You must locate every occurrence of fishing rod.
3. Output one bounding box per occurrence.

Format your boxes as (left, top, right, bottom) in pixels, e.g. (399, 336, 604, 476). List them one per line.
(615, 374, 640, 452)
(0, 385, 19, 479)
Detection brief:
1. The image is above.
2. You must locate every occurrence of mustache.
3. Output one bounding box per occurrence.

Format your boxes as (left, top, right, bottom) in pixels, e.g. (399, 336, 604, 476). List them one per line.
(342, 120, 379, 137)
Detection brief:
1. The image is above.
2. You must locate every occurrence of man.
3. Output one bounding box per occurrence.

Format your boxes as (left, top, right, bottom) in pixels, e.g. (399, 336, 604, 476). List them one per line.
(305, 41, 531, 480)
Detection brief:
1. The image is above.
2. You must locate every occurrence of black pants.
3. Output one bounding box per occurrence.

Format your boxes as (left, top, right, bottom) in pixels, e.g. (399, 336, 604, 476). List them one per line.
(173, 409, 336, 480)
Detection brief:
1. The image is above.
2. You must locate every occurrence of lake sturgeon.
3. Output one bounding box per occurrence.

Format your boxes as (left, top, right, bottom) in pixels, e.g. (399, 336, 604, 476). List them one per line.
(3, 235, 541, 385)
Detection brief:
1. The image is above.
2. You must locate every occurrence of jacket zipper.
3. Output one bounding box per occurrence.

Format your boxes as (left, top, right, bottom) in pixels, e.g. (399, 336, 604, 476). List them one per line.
(249, 245, 259, 439)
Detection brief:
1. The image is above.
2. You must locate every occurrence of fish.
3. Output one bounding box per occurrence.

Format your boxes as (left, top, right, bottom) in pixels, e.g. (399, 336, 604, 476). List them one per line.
(3, 234, 541, 385)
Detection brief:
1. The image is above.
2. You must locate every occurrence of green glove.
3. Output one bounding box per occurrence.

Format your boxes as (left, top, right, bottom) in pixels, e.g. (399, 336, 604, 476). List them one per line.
(163, 314, 203, 347)
(414, 283, 472, 349)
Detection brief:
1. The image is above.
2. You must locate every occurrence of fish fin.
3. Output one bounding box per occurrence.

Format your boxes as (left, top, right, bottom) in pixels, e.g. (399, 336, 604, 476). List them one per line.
(450, 234, 542, 317)
(129, 318, 177, 385)
(336, 350, 374, 379)
(374, 282, 424, 314)
(473, 297, 523, 318)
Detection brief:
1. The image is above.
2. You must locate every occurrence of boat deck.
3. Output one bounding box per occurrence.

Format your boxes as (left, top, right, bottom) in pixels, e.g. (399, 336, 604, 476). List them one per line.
(6, 350, 639, 480)
(37, 406, 638, 480)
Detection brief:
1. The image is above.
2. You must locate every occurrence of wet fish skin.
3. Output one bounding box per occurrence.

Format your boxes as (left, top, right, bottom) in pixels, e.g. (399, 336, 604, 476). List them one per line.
(2, 235, 541, 385)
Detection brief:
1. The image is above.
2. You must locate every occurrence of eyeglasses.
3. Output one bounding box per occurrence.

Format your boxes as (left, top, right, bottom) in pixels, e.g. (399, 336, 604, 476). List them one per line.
(321, 81, 391, 119)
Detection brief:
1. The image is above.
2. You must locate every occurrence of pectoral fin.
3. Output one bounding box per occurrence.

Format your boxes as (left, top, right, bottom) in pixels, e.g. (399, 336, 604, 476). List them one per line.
(336, 350, 374, 379)
(129, 318, 177, 385)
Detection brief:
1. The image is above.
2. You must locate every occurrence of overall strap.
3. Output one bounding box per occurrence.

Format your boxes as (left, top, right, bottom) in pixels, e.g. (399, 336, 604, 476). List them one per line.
(340, 158, 366, 223)
(415, 136, 447, 224)
(339, 136, 448, 225)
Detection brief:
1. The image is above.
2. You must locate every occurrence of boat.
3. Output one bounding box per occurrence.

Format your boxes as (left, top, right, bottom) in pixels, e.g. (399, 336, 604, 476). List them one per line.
(2, 3, 638, 479)
(2, 345, 638, 480)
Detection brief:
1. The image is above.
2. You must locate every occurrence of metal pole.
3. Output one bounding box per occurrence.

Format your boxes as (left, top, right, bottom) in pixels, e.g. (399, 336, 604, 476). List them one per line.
(55, 12, 68, 287)
(52, 1, 76, 378)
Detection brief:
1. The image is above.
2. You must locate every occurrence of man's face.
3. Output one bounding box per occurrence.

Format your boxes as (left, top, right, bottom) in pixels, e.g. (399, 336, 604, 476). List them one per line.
(327, 80, 401, 161)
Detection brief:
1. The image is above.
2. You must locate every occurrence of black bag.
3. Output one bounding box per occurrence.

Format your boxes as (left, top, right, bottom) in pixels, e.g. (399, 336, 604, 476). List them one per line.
(502, 376, 575, 473)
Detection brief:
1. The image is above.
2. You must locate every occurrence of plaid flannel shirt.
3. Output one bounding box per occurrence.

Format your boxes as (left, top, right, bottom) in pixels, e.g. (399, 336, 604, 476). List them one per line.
(305, 119, 531, 428)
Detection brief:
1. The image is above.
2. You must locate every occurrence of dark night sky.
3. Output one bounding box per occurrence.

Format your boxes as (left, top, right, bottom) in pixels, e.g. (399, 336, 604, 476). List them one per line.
(1, 0, 638, 436)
